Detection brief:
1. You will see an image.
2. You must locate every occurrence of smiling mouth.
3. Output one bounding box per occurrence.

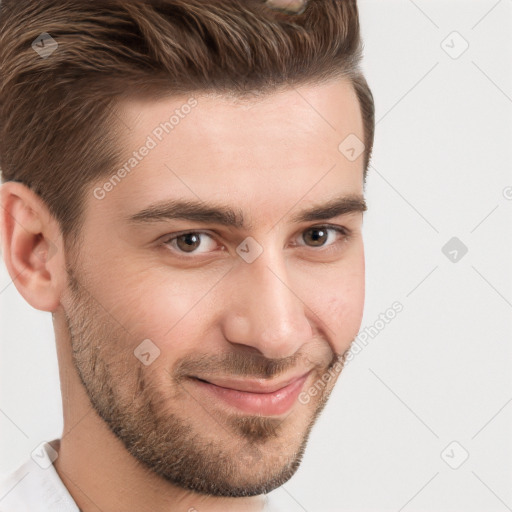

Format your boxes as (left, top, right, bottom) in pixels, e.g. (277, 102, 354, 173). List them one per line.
(188, 371, 312, 416)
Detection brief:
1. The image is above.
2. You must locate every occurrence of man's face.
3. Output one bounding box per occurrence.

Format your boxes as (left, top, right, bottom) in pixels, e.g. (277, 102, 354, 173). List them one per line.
(62, 78, 366, 497)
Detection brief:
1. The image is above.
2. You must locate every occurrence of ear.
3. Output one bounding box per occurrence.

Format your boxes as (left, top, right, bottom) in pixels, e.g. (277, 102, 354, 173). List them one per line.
(0, 181, 66, 312)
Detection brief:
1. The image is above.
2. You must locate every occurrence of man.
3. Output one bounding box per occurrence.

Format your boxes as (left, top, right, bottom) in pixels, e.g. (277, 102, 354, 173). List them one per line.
(0, 0, 374, 510)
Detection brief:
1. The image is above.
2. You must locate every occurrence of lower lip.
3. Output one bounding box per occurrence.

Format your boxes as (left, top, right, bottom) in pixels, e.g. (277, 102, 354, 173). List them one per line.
(190, 373, 311, 416)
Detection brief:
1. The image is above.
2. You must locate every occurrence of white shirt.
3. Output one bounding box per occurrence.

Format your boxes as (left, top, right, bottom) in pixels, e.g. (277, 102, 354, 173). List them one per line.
(0, 440, 305, 512)
(0, 440, 79, 512)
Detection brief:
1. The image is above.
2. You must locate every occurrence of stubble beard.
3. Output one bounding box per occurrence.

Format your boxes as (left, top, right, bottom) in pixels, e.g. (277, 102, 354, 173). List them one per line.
(63, 264, 343, 497)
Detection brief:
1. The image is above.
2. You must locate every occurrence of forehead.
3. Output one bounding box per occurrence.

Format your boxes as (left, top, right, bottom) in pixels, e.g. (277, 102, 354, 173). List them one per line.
(118, 78, 363, 141)
(91, 78, 364, 224)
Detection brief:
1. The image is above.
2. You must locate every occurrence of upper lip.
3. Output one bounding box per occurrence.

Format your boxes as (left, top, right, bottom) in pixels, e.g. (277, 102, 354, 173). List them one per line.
(192, 370, 311, 394)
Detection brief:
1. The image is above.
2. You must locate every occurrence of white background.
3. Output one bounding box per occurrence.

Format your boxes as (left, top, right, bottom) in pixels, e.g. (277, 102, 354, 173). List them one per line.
(1, 1, 512, 511)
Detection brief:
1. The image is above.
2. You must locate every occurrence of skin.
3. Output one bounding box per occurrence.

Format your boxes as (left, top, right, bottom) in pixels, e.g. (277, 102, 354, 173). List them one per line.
(265, 0, 307, 14)
(0, 77, 366, 512)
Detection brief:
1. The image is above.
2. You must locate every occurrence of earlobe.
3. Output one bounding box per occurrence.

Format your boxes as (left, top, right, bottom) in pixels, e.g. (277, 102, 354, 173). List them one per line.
(0, 182, 63, 312)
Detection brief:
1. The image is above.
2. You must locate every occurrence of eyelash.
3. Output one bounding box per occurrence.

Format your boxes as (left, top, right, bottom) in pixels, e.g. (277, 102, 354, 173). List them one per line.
(160, 224, 351, 259)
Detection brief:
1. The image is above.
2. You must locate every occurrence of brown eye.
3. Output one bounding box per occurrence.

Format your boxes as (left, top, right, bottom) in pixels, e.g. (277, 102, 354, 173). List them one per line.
(298, 225, 350, 251)
(164, 231, 218, 256)
(303, 227, 329, 247)
(176, 233, 201, 253)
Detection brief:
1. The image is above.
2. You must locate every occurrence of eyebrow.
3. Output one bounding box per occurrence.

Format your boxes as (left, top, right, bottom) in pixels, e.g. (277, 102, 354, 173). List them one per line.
(126, 194, 366, 230)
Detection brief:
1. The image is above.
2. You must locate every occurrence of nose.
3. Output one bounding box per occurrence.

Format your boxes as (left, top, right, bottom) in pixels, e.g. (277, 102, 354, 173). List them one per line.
(222, 246, 313, 360)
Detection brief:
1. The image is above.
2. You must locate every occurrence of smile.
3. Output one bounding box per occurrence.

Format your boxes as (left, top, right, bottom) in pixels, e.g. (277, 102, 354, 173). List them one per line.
(188, 371, 312, 416)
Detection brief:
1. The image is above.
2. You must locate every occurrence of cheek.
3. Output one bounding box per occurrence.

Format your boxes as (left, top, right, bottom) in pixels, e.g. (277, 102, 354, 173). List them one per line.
(110, 274, 218, 356)
(314, 263, 365, 350)
(77, 265, 207, 361)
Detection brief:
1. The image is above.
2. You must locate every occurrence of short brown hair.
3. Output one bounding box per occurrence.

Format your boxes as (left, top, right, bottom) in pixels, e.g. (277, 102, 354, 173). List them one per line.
(0, 0, 374, 256)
